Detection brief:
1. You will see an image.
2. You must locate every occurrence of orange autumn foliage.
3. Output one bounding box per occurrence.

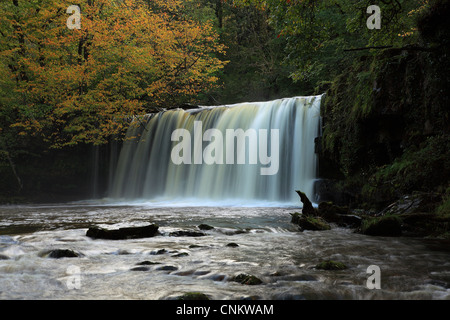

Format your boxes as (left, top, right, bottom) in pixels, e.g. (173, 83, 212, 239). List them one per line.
(0, 0, 226, 147)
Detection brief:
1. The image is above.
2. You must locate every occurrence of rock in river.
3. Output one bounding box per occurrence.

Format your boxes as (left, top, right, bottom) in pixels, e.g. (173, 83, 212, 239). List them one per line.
(291, 212, 331, 231)
(86, 224, 159, 240)
(231, 273, 263, 285)
(169, 230, 205, 237)
(40, 249, 82, 259)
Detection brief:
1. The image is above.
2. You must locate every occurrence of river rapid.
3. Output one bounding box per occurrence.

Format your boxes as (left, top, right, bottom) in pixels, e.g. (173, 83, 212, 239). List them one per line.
(1, 201, 449, 300)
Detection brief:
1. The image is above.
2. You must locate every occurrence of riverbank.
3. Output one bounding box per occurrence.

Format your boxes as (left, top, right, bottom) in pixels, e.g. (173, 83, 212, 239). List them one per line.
(293, 190, 450, 239)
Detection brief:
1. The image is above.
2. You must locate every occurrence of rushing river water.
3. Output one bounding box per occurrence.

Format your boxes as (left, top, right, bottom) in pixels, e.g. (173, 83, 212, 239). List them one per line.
(1, 201, 450, 300)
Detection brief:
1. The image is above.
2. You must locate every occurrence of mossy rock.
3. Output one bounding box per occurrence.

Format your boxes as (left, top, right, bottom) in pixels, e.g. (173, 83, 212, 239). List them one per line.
(315, 260, 348, 270)
(318, 202, 349, 217)
(291, 213, 331, 231)
(361, 215, 402, 236)
(232, 274, 263, 285)
(176, 292, 210, 300)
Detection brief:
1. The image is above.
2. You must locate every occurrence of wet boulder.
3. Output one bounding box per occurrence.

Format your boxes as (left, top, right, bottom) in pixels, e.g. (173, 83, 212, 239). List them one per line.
(86, 224, 159, 240)
(232, 273, 263, 285)
(169, 230, 205, 237)
(291, 212, 331, 231)
(315, 260, 348, 270)
(40, 249, 82, 259)
(317, 202, 362, 228)
(198, 224, 214, 230)
(226, 242, 239, 247)
(176, 292, 210, 300)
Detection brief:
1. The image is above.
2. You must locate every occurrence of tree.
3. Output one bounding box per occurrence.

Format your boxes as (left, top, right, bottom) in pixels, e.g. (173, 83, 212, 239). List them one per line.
(0, 0, 226, 148)
(232, 0, 431, 87)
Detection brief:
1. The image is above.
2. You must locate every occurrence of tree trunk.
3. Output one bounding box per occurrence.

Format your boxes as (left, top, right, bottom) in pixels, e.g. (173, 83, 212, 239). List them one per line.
(4, 149, 23, 192)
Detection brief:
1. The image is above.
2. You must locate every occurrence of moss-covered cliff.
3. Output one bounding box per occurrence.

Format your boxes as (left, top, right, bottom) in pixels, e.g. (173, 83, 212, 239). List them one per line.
(318, 1, 450, 212)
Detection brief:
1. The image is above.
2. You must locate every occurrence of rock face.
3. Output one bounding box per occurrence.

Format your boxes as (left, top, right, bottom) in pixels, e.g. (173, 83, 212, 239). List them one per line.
(377, 192, 442, 216)
(86, 224, 159, 240)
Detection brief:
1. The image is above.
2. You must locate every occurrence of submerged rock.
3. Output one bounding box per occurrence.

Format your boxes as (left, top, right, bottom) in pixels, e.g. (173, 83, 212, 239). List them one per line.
(156, 265, 178, 271)
(198, 224, 214, 230)
(176, 292, 210, 300)
(0, 254, 10, 260)
(130, 266, 150, 272)
(232, 273, 263, 285)
(315, 260, 348, 270)
(188, 244, 204, 249)
(150, 248, 168, 255)
(226, 242, 239, 247)
(86, 224, 159, 240)
(169, 230, 205, 237)
(172, 252, 189, 257)
(136, 261, 160, 266)
(40, 249, 82, 259)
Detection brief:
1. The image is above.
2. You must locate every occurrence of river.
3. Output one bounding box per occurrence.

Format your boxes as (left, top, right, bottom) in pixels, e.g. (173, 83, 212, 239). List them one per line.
(1, 201, 449, 300)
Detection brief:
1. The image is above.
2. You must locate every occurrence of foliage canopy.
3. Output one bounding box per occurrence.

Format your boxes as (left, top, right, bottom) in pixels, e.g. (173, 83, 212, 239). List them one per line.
(0, 0, 226, 147)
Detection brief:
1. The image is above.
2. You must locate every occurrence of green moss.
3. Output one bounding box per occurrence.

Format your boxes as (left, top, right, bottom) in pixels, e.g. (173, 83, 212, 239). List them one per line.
(315, 260, 348, 270)
(360, 215, 402, 236)
(362, 135, 450, 207)
(304, 216, 331, 231)
(436, 188, 450, 217)
(232, 274, 263, 285)
(291, 213, 331, 231)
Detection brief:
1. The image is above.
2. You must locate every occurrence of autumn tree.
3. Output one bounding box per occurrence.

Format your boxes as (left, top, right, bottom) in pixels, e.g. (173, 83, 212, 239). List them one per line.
(0, 0, 226, 149)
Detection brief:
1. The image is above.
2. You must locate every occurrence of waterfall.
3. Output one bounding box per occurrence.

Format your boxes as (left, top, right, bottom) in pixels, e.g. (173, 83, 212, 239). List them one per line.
(109, 96, 322, 205)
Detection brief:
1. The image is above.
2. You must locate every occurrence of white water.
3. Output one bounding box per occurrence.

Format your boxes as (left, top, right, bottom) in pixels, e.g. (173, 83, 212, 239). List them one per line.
(110, 96, 322, 204)
(1, 203, 450, 300)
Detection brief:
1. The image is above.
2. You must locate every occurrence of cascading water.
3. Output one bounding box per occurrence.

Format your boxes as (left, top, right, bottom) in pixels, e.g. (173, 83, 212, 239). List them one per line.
(109, 96, 322, 205)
